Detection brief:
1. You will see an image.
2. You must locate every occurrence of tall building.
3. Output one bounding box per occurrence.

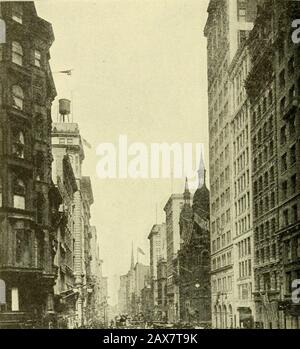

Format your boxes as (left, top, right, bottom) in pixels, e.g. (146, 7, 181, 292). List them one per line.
(204, 0, 258, 328)
(52, 100, 95, 327)
(164, 193, 185, 323)
(229, 42, 255, 328)
(0, 2, 57, 328)
(148, 223, 166, 318)
(52, 148, 78, 328)
(245, 0, 300, 329)
(133, 262, 150, 317)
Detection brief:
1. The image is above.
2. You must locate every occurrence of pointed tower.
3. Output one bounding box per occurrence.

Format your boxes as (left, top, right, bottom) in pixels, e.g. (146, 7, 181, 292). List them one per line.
(183, 177, 191, 204)
(197, 150, 205, 188)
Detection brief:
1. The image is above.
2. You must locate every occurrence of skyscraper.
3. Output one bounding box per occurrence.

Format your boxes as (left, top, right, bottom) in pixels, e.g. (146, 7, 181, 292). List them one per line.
(204, 0, 258, 328)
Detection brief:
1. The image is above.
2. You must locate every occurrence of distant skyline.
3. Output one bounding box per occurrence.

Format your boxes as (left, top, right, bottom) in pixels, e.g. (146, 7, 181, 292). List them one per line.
(36, 0, 209, 305)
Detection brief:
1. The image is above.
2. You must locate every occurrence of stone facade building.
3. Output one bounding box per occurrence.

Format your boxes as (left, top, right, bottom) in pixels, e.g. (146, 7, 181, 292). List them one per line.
(52, 151, 78, 328)
(205, 0, 258, 329)
(0, 2, 58, 328)
(245, 0, 300, 329)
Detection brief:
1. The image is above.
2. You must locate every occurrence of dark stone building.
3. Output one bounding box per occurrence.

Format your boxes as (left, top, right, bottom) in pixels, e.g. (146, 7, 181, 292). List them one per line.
(178, 163, 211, 327)
(246, 0, 300, 329)
(0, 2, 57, 328)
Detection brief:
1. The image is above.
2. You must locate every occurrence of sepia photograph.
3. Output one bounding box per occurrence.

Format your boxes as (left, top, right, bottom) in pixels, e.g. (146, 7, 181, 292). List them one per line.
(0, 0, 300, 334)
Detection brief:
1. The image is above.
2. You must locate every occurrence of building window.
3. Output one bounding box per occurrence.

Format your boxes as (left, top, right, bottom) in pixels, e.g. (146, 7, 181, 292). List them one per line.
(271, 192, 275, 208)
(289, 116, 296, 137)
(12, 4, 23, 24)
(270, 166, 275, 182)
(34, 50, 41, 67)
(280, 97, 286, 113)
(281, 153, 287, 173)
(279, 69, 285, 89)
(291, 174, 297, 194)
(283, 209, 289, 227)
(292, 204, 298, 223)
(288, 57, 295, 75)
(290, 144, 296, 165)
(12, 130, 25, 159)
(16, 230, 30, 266)
(289, 85, 296, 103)
(280, 126, 287, 145)
(282, 181, 288, 200)
(12, 85, 24, 110)
(12, 41, 23, 66)
(13, 178, 26, 210)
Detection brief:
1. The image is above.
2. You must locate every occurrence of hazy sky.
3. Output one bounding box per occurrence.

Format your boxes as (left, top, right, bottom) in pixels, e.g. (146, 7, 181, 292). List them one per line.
(35, 0, 209, 304)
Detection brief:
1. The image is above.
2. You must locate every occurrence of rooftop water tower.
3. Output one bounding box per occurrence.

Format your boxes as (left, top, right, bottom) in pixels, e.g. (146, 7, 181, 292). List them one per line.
(59, 98, 71, 122)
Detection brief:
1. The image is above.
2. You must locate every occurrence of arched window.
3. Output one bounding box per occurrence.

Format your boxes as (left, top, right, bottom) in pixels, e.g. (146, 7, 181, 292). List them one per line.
(12, 4, 23, 24)
(12, 41, 23, 66)
(12, 85, 24, 110)
(13, 178, 25, 210)
(12, 129, 25, 158)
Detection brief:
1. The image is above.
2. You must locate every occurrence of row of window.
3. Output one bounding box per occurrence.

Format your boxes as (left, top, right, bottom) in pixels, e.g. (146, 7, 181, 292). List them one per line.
(238, 237, 251, 259)
(234, 148, 249, 176)
(254, 191, 276, 218)
(256, 244, 277, 265)
(253, 141, 275, 173)
(212, 275, 233, 294)
(234, 127, 249, 155)
(0, 177, 46, 217)
(235, 191, 250, 216)
(255, 218, 277, 242)
(252, 116, 274, 148)
(235, 214, 251, 237)
(252, 89, 274, 126)
(234, 170, 250, 197)
(211, 210, 231, 236)
(238, 259, 252, 278)
(10, 41, 42, 68)
(253, 166, 277, 195)
(212, 230, 232, 253)
(212, 251, 232, 271)
(211, 187, 231, 216)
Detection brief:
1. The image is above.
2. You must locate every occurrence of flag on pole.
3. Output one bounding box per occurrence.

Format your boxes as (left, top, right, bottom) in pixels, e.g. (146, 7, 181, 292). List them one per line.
(137, 247, 145, 256)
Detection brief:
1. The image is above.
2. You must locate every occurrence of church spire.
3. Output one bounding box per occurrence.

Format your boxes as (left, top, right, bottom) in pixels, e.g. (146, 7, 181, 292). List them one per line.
(198, 150, 206, 188)
(183, 177, 191, 204)
(130, 241, 134, 270)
